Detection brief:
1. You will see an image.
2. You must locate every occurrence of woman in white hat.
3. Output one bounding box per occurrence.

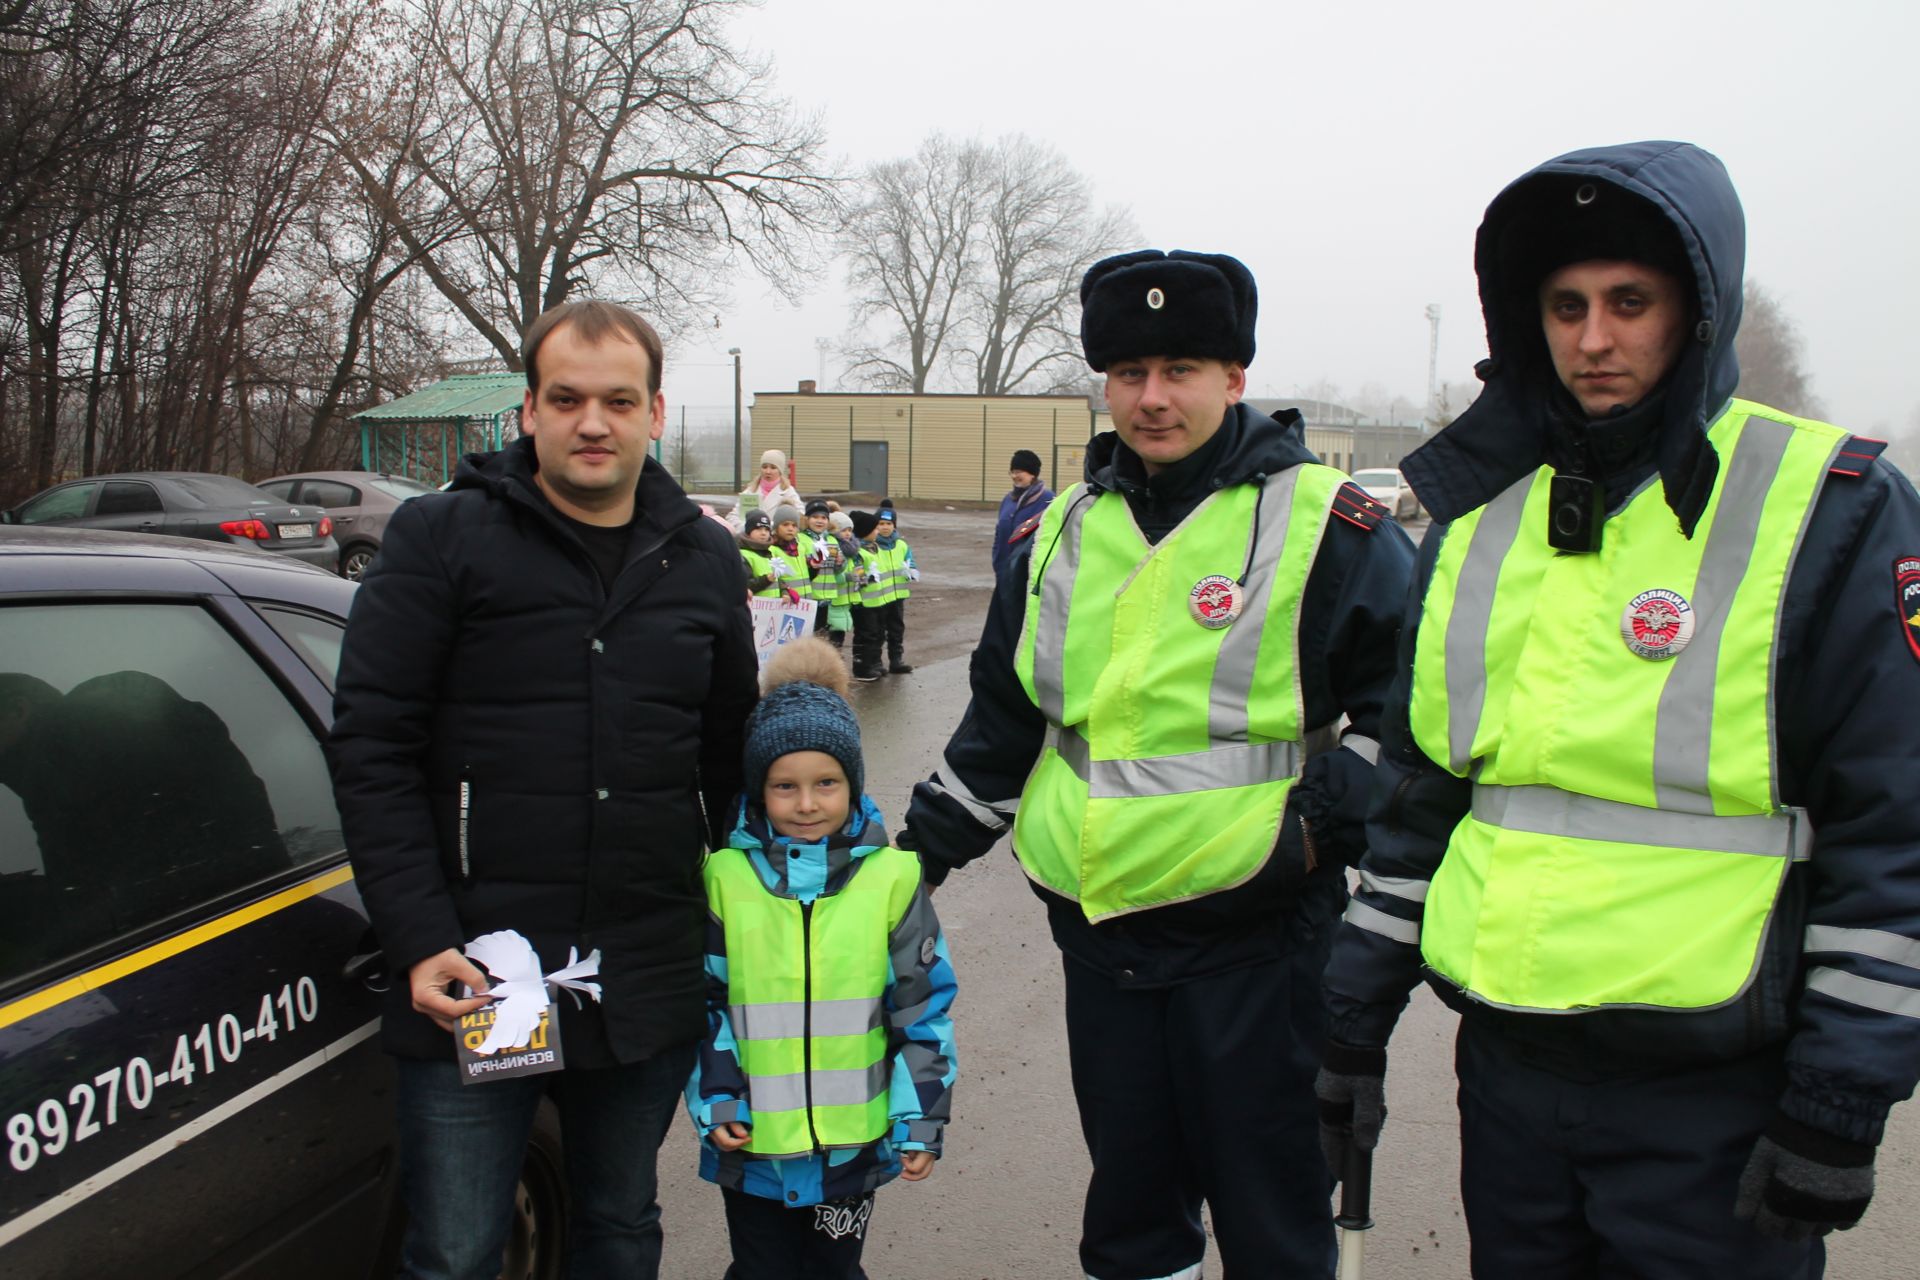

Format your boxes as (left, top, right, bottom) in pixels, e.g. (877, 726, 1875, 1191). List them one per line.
(731, 449, 804, 531)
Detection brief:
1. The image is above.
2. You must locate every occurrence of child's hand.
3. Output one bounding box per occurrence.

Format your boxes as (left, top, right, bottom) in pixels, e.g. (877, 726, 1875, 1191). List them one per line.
(898, 1151, 934, 1181)
(710, 1121, 752, 1152)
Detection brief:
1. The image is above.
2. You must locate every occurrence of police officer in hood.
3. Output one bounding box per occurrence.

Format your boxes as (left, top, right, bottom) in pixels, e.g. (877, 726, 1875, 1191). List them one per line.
(1319, 141, 1920, 1276)
(900, 250, 1414, 1278)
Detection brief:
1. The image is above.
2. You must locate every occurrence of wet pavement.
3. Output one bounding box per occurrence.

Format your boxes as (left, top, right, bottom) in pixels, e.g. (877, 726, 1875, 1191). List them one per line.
(655, 503, 1920, 1278)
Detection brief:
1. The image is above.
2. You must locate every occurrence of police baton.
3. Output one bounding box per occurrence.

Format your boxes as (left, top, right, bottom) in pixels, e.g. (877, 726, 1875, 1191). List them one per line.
(1335, 1144, 1374, 1280)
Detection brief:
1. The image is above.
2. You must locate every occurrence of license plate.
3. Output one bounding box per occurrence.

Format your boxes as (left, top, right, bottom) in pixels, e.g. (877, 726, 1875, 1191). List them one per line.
(277, 523, 313, 540)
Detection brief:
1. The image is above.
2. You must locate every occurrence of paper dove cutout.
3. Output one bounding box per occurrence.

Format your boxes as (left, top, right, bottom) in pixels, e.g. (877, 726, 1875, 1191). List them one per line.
(463, 930, 604, 1055)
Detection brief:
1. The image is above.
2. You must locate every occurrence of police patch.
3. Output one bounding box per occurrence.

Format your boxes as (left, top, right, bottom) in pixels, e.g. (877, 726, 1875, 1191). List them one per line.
(1621, 588, 1694, 660)
(1897, 557, 1920, 665)
(1188, 574, 1244, 629)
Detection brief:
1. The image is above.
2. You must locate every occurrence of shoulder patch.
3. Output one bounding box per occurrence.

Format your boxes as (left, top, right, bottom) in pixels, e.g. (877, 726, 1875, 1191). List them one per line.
(1331, 481, 1389, 532)
(1897, 556, 1920, 667)
(1008, 513, 1045, 545)
(1830, 437, 1888, 478)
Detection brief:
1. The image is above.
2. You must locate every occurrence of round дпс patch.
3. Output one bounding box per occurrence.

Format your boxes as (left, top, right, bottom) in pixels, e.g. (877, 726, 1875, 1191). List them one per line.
(1897, 556, 1920, 665)
(1189, 574, 1244, 629)
(1621, 588, 1694, 660)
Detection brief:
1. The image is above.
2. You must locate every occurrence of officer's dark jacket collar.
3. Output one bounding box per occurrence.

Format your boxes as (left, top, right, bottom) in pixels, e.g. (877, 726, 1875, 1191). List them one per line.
(1403, 141, 1745, 536)
(1085, 402, 1320, 500)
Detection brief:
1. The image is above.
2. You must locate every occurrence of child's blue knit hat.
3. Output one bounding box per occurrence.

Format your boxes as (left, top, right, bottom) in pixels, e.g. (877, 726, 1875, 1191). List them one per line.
(743, 639, 864, 811)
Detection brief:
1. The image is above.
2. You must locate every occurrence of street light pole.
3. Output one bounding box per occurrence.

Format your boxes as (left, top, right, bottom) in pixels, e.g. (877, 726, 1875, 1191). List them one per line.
(729, 347, 743, 492)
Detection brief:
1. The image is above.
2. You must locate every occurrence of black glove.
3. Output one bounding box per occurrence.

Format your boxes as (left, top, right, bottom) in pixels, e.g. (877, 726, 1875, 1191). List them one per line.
(1315, 1039, 1387, 1184)
(1734, 1112, 1875, 1240)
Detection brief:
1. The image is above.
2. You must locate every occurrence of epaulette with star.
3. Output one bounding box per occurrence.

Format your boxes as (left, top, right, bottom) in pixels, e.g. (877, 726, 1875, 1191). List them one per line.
(1332, 481, 1390, 531)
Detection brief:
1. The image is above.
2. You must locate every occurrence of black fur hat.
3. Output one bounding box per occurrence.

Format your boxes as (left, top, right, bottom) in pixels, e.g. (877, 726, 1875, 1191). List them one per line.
(1080, 249, 1258, 372)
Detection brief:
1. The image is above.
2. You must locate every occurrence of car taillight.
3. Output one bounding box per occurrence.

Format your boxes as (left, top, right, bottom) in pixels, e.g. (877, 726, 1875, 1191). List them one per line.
(318, 515, 333, 537)
(220, 519, 270, 539)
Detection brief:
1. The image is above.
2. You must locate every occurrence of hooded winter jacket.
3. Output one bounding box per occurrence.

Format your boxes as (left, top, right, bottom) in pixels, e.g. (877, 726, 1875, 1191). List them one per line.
(1323, 141, 1920, 1148)
(328, 437, 760, 1065)
(904, 403, 1415, 982)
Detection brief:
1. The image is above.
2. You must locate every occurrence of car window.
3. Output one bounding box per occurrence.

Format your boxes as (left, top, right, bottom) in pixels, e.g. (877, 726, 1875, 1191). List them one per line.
(1352, 470, 1400, 486)
(167, 475, 277, 507)
(0, 602, 344, 987)
(302, 480, 359, 509)
(95, 481, 164, 516)
(256, 480, 296, 500)
(16, 484, 96, 524)
(257, 606, 345, 690)
(366, 476, 435, 501)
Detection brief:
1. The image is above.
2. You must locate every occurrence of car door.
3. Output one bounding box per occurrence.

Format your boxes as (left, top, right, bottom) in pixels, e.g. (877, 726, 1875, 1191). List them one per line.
(300, 479, 365, 539)
(0, 575, 398, 1279)
(11, 483, 99, 527)
(85, 480, 167, 536)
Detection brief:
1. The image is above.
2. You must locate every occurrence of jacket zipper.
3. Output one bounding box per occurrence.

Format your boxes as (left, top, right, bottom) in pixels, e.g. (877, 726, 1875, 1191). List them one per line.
(801, 899, 822, 1152)
(457, 771, 472, 879)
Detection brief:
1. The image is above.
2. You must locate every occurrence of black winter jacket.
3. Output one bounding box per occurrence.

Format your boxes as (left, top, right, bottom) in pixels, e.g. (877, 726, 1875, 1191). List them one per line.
(1323, 141, 1920, 1149)
(327, 439, 759, 1065)
(904, 404, 1416, 984)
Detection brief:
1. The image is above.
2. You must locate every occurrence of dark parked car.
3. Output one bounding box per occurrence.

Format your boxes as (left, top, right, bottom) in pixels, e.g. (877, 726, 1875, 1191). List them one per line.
(0, 528, 564, 1280)
(257, 471, 436, 581)
(2, 472, 340, 572)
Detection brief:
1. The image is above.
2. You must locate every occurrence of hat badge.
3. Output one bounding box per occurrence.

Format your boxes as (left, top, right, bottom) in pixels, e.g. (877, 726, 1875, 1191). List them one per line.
(1146, 287, 1166, 310)
(1188, 574, 1244, 629)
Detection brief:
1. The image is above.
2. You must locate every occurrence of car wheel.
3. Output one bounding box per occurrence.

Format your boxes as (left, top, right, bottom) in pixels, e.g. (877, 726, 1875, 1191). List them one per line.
(340, 543, 377, 580)
(498, 1101, 568, 1280)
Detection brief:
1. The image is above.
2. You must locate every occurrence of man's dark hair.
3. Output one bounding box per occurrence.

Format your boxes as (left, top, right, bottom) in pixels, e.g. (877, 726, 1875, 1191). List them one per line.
(522, 301, 665, 397)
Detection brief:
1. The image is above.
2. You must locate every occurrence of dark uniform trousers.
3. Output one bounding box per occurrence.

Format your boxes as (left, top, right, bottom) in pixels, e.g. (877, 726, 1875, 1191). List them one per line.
(1063, 935, 1338, 1280)
(1456, 1020, 1824, 1279)
(851, 605, 885, 674)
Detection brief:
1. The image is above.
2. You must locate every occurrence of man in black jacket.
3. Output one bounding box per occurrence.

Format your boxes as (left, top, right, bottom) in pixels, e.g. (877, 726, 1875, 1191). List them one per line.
(901, 251, 1414, 1279)
(328, 300, 758, 1279)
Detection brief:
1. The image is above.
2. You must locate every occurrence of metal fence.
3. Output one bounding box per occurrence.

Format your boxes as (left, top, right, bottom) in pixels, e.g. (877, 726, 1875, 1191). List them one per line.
(652, 404, 742, 494)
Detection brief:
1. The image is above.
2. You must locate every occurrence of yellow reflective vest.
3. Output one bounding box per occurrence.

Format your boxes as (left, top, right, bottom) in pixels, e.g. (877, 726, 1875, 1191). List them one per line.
(1012, 465, 1347, 920)
(703, 845, 920, 1156)
(1410, 401, 1847, 1013)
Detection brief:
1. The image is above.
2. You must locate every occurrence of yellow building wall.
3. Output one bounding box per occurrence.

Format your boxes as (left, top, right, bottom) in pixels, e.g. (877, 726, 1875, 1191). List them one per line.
(750, 394, 1101, 500)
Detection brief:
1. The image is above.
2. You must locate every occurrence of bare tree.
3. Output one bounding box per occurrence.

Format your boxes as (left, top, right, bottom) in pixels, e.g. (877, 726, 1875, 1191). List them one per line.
(958, 136, 1136, 395)
(840, 135, 983, 392)
(841, 133, 1135, 395)
(331, 0, 834, 367)
(1735, 281, 1821, 416)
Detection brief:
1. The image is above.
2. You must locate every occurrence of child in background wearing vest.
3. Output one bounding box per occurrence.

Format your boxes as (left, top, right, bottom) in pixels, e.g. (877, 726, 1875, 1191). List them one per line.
(804, 500, 849, 648)
(767, 505, 812, 607)
(845, 511, 886, 682)
(737, 508, 780, 600)
(869, 502, 917, 675)
(687, 639, 958, 1278)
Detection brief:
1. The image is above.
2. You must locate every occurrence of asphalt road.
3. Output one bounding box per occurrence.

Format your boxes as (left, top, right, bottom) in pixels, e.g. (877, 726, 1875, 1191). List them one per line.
(654, 502, 1919, 1278)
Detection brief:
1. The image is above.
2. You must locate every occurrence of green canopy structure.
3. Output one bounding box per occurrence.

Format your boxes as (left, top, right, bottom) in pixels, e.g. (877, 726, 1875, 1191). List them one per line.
(353, 374, 525, 485)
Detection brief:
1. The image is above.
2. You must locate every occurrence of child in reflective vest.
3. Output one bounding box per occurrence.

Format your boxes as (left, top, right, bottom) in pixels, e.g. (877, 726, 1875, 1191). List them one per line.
(686, 638, 958, 1278)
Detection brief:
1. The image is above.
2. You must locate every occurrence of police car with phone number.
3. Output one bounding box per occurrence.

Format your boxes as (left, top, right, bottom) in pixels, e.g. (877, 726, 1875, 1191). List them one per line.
(0, 527, 565, 1280)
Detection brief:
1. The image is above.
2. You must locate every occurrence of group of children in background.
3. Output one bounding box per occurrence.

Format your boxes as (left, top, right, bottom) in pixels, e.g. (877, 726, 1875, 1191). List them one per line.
(687, 636, 957, 1278)
(736, 492, 919, 682)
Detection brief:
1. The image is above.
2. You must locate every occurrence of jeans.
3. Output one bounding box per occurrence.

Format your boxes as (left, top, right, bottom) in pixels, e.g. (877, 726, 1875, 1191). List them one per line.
(394, 1043, 696, 1280)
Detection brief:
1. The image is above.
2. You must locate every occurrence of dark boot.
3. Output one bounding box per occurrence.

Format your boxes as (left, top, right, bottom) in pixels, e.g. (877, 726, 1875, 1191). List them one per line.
(888, 660, 914, 674)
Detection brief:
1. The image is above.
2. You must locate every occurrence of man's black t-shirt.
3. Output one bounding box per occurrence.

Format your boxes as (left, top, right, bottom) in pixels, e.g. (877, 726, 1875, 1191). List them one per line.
(556, 509, 636, 591)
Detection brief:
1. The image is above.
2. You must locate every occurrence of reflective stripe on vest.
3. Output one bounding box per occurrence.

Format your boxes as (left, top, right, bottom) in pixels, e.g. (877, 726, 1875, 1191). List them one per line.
(703, 845, 921, 1156)
(1410, 402, 1848, 1013)
(1011, 465, 1344, 920)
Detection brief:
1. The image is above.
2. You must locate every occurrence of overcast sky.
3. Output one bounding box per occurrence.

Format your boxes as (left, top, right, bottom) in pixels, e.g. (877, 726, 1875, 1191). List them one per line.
(662, 0, 1918, 436)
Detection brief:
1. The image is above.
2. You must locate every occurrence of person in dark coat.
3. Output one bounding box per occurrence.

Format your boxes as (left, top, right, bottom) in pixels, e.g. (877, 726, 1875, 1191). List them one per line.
(992, 448, 1054, 575)
(1319, 142, 1920, 1278)
(327, 300, 759, 1280)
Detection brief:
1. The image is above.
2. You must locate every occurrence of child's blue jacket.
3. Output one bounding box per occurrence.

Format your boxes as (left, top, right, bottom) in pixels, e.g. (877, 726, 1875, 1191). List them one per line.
(685, 795, 959, 1206)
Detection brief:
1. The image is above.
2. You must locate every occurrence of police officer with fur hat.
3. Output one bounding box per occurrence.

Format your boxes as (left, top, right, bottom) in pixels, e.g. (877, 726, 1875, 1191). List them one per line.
(901, 250, 1415, 1277)
(1321, 142, 1920, 1276)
